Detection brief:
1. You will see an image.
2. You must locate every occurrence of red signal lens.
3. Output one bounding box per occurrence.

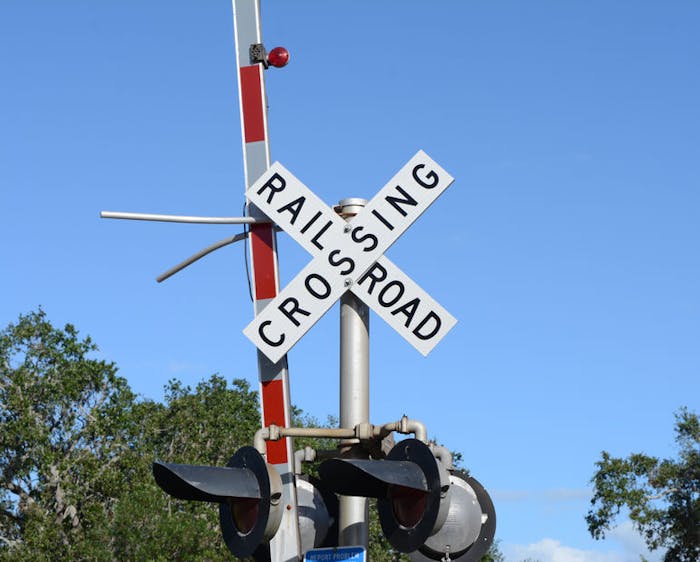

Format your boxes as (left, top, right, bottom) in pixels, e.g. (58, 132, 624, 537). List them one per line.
(267, 46, 289, 68)
(231, 498, 260, 535)
(389, 485, 427, 529)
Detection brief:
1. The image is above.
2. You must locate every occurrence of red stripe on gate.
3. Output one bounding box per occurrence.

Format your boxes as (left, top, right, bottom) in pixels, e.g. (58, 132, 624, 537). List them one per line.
(240, 65, 265, 143)
(249, 224, 277, 300)
(261, 379, 288, 463)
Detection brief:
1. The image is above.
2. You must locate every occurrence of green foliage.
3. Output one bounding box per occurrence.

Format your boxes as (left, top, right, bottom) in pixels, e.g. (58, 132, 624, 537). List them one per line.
(586, 408, 700, 562)
(0, 310, 501, 561)
(108, 376, 260, 561)
(0, 310, 260, 561)
(0, 309, 137, 560)
(480, 540, 505, 561)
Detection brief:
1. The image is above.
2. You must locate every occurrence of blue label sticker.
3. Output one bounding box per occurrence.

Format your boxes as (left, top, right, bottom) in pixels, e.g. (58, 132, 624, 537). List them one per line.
(304, 546, 366, 562)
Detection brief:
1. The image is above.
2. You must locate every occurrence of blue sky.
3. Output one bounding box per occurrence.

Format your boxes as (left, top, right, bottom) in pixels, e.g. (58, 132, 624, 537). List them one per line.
(2, 1, 699, 560)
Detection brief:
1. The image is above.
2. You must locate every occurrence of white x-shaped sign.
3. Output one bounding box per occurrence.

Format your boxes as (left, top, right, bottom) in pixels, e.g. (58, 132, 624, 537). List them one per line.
(244, 150, 457, 363)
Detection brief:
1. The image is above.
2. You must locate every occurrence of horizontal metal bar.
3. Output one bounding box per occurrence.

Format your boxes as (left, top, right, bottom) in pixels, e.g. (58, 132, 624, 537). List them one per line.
(100, 211, 271, 224)
(253, 416, 429, 455)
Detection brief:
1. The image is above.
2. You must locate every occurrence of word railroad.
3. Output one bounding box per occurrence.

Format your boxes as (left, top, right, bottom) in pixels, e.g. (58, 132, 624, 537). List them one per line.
(244, 150, 457, 363)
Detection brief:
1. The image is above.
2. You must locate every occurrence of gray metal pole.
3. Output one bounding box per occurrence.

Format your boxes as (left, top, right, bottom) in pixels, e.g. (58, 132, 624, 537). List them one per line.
(337, 198, 370, 549)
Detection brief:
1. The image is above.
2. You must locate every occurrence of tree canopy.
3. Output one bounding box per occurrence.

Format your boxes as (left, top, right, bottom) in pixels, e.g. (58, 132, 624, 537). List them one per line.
(0, 310, 499, 561)
(0, 309, 137, 559)
(0, 310, 258, 560)
(586, 408, 700, 562)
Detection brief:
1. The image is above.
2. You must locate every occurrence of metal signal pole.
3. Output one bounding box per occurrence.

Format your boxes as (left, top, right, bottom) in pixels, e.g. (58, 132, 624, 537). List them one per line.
(337, 199, 370, 549)
(231, 1, 301, 560)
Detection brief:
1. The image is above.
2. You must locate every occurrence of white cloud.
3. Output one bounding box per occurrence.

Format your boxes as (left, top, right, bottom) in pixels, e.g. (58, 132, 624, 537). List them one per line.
(504, 538, 627, 562)
(503, 522, 664, 562)
(608, 520, 663, 562)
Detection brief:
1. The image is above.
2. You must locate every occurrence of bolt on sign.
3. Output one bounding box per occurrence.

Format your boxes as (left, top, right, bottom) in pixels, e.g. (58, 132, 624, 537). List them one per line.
(244, 150, 457, 363)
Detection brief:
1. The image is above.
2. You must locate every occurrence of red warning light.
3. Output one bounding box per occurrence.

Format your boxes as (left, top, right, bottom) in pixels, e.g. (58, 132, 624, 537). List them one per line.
(390, 485, 427, 529)
(231, 497, 260, 535)
(267, 47, 289, 68)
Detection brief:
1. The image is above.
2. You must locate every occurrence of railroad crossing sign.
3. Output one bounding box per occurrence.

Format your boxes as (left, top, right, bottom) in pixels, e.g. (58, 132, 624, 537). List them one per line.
(244, 150, 457, 363)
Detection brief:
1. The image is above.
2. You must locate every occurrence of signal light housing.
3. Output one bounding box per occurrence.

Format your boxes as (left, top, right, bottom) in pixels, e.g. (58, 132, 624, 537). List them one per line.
(410, 473, 496, 561)
(153, 446, 338, 558)
(153, 446, 282, 559)
(297, 475, 339, 550)
(219, 447, 283, 558)
(319, 438, 495, 557)
(319, 438, 449, 552)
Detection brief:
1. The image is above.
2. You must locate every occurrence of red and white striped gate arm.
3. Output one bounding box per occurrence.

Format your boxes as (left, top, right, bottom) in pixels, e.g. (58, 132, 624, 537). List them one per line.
(231, 1, 301, 560)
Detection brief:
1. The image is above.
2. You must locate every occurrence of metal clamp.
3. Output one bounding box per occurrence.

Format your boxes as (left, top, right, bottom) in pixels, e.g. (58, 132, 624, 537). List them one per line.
(250, 43, 268, 67)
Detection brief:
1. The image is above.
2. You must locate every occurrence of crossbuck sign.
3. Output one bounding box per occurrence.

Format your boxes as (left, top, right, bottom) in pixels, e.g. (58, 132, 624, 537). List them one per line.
(244, 150, 457, 363)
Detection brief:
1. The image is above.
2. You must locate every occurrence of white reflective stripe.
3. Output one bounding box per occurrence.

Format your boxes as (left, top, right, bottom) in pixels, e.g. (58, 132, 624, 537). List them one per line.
(244, 141, 271, 190)
(232, 0, 262, 68)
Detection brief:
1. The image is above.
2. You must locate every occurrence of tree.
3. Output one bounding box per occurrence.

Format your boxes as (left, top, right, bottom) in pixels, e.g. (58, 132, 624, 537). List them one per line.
(0, 310, 262, 561)
(480, 540, 505, 562)
(0, 310, 500, 560)
(586, 408, 700, 562)
(110, 375, 261, 561)
(0, 309, 138, 560)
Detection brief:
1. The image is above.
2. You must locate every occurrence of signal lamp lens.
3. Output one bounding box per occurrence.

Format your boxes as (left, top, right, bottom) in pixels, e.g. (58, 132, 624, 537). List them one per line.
(231, 498, 260, 535)
(389, 485, 427, 528)
(268, 47, 289, 68)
